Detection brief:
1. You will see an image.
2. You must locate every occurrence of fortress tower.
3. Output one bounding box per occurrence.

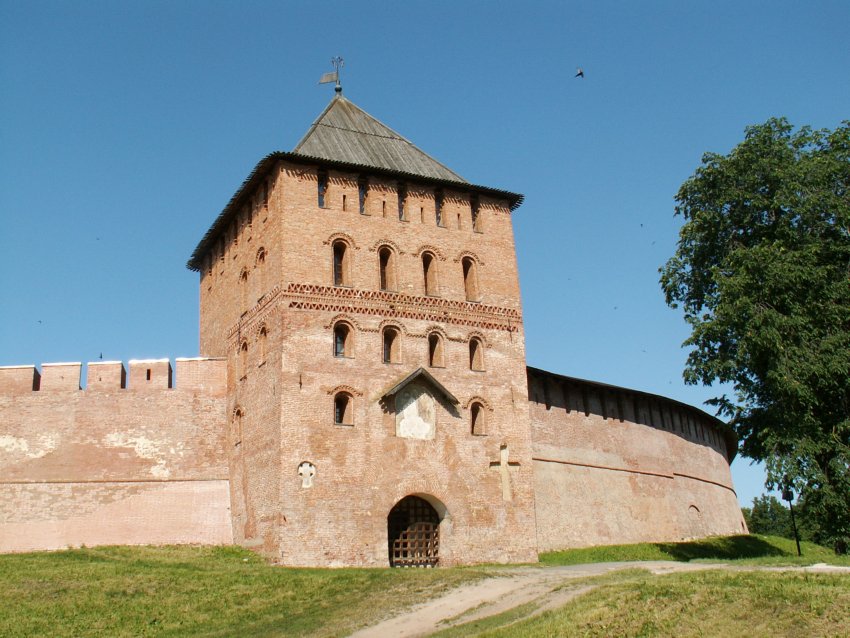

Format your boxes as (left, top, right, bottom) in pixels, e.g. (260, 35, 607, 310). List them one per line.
(187, 92, 539, 565)
(0, 90, 745, 562)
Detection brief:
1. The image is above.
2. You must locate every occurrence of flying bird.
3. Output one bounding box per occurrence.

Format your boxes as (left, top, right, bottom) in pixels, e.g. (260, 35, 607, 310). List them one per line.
(575, 68, 584, 78)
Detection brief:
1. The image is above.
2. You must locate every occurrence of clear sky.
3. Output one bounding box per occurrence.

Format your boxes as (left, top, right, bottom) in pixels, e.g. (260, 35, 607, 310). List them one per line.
(2, 1, 848, 508)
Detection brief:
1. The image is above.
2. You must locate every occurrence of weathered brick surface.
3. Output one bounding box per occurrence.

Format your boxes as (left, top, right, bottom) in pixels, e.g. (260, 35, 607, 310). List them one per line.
(0, 106, 747, 564)
(527, 370, 747, 551)
(0, 358, 231, 552)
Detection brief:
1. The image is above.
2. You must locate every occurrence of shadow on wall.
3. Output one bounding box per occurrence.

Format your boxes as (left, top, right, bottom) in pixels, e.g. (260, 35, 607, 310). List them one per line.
(654, 535, 787, 561)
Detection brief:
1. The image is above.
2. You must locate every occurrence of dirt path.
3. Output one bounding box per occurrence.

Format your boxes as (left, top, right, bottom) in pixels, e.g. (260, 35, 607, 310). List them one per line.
(348, 562, 850, 638)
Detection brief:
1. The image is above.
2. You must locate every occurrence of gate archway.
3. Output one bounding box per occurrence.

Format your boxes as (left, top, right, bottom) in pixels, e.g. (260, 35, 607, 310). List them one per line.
(387, 495, 441, 567)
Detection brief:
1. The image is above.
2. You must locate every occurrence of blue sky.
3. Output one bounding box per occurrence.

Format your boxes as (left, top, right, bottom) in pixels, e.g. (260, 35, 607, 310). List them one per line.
(2, 0, 848, 508)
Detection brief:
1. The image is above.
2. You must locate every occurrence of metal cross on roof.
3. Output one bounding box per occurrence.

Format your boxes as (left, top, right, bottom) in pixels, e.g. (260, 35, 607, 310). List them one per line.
(319, 56, 344, 93)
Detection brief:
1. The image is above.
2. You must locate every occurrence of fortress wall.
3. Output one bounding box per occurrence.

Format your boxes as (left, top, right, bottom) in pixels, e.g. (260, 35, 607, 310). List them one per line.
(527, 368, 747, 552)
(0, 358, 231, 553)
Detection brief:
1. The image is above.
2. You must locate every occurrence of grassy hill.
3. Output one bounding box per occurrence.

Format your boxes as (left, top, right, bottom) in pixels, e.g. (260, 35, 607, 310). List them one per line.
(1, 536, 847, 637)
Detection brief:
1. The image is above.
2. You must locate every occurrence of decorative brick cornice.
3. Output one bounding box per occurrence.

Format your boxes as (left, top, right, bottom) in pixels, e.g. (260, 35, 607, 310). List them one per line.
(285, 283, 521, 332)
(226, 282, 523, 345)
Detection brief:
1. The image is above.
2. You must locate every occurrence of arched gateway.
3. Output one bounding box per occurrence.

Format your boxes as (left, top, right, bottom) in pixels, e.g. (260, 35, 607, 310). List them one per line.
(387, 495, 442, 567)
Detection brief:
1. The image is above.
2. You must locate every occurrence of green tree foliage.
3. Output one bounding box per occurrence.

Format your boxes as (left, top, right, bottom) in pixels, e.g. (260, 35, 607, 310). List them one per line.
(661, 118, 850, 553)
(742, 495, 793, 538)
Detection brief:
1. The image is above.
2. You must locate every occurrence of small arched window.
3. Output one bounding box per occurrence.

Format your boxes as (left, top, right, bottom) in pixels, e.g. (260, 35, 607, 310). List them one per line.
(239, 340, 249, 378)
(471, 195, 481, 232)
(382, 326, 400, 364)
(233, 408, 244, 446)
(258, 326, 268, 363)
(333, 241, 350, 287)
(397, 183, 407, 220)
(435, 190, 444, 226)
(469, 337, 484, 371)
(428, 333, 444, 367)
(333, 322, 352, 358)
(462, 257, 480, 301)
(334, 392, 353, 425)
(378, 246, 396, 291)
(470, 402, 486, 436)
(422, 252, 438, 296)
(240, 268, 249, 309)
(317, 170, 328, 208)
(358, 177, 368, 214)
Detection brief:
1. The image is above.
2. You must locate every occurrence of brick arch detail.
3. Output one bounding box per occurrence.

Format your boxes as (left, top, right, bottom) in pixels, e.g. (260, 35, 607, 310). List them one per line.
(369, 238, 403, 254)
(414, 244, 447, 261)
(325, 313, 361, 331)
(464, 395, 493, 411)
(324, 232, 358, 250)
(325, 384, 364, 397)
(454, 250, 484, 266)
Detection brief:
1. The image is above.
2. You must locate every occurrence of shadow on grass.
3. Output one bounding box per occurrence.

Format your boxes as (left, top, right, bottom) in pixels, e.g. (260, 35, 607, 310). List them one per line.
(654, 535, 789, 561)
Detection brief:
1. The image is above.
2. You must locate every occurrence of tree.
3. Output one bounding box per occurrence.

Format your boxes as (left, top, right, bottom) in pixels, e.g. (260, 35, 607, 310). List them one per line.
(660, 118, 850, 553)
(742, 495, 793, 538)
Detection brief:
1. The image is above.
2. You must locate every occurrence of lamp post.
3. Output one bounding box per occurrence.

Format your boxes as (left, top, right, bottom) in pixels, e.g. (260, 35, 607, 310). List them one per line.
(781, 479, 802, 557)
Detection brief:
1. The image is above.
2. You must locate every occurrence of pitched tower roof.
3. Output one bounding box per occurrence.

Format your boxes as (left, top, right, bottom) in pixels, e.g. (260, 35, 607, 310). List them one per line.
(187, 93, 523, 271)
(293, 94, 467, 183)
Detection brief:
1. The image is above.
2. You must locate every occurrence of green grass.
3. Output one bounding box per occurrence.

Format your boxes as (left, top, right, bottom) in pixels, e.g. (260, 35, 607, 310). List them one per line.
(467, 570, 850, 638)
(540, 534, 850, 567)
(0, 545, 485, 638)
(2, 537, 847, 637)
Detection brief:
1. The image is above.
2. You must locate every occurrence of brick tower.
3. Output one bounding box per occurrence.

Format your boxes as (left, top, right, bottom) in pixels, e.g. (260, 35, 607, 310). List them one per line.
(188, 91, 538, 566)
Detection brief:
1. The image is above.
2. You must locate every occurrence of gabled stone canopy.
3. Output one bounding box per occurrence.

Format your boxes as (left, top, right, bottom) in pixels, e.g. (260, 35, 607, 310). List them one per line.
(379, 367, 459, 405)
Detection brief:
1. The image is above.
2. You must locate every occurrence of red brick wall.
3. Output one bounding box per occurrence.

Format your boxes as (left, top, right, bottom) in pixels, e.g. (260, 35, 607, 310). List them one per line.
(201, 161, 539, 566)
(0, 358, 231, 552)
(527, 369, 747, 551)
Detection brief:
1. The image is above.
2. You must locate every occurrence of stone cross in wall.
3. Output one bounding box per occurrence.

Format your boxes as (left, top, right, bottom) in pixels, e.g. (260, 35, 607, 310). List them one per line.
(298, 461, 316, 489)
(489, 444, 520, 502)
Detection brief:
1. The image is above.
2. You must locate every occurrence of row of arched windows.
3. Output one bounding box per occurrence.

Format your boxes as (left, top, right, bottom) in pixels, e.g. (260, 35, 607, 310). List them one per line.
(331, 391, 488, 435)
(332, 240, 481, 301)
(234, 394, 488, 438)
(333, 322, 485, 371)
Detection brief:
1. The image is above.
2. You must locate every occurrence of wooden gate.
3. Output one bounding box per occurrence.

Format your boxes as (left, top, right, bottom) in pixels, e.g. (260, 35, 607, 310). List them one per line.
(391, 522, 439, 567)
(388, 495, 441, 567)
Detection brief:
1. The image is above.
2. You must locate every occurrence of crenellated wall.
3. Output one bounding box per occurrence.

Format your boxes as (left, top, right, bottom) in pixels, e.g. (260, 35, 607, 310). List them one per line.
(0, 358, 232, 553)
(527, 367, 747, 551)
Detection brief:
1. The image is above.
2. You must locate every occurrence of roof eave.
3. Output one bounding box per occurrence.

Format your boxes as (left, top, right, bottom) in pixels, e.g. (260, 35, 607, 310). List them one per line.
(186, 151, 524, 271)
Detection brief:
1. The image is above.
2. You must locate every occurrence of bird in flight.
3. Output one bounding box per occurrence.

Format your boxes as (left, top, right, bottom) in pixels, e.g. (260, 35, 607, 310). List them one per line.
(575, 68, 584, 78)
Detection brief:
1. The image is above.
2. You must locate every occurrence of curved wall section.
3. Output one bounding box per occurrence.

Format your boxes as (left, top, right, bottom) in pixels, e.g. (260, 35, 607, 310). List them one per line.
(527, 368, 747, 552)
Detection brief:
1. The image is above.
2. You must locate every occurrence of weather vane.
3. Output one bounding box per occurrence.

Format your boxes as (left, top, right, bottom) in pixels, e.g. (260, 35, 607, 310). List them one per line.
(319, 56, 344, 93)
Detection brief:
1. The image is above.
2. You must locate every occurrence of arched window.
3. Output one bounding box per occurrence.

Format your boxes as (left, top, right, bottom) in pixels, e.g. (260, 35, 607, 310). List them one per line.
(334, 392, 353, 425)
(378, 246, 396, 291)
(239, 340, 248, 378)
(469, 337, 484, 371)
(239, 268, 249, 309)
(382, 326, 400, 364)
(233, 407, 244, 446)
(428, 332, 444, 367)
(462, 257, 480, 301)
(333, 322, 352, 358)
(317, 170, 328, 208)
(358, 177, 368, 214)
(470, 402, 486, 435)
(397, 183, 407, 220)
(422, 252, 438, 296)
(332, 241, 350, 287)
(258, 326, 268, 363)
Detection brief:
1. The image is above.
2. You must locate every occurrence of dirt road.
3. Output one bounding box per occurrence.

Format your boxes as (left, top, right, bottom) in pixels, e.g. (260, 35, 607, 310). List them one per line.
(348, 561, 850, 638)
